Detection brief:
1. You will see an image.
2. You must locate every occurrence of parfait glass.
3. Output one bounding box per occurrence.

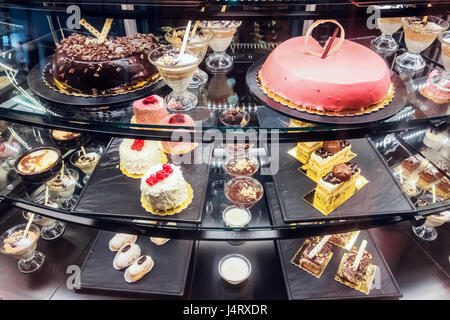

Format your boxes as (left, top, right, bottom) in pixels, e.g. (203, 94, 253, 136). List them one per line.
(371, 17, 402, 55)
(70, 145, 103, 185)
(396, 16, 449, 73)
(200, 21, 242, 72)
(429, 31, 450, 96)
(23, 194, 65, 240)
(0, 223, 45, 273)
(165, 27, 214, 88)
(412, 212, 449, 241)
(149, 45, 203, 111)
(46, 167, 79, 210)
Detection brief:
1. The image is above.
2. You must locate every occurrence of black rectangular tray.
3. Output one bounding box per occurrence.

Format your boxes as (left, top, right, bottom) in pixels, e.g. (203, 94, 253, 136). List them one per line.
(275, 230, 402, 300)
(272, 138, 414, 223)
(74, 138, 212, 223)
(80, 231, 195, 297)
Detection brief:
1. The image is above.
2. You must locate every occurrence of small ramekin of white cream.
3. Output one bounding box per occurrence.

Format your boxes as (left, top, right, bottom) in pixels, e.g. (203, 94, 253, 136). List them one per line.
(222, 206, 251, 228)
(218, 254, 252, 285)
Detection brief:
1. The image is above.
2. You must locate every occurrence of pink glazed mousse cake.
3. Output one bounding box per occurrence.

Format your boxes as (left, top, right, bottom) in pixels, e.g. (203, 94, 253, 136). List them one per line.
(259, 36, 392, 113)
(132, 95, 169, 125)
(160, 114, 197, 154)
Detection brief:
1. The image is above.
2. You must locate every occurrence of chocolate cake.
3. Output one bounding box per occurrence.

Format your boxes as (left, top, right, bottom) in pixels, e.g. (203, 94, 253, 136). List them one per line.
(51, 33, 159, 95)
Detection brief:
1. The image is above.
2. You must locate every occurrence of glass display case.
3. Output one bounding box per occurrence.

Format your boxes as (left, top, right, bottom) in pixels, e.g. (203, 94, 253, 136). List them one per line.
(0, 0, 448, 301)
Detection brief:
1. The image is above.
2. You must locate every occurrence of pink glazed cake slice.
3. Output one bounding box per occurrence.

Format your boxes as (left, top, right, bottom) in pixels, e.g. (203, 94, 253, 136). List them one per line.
(133, 95, 169, 125)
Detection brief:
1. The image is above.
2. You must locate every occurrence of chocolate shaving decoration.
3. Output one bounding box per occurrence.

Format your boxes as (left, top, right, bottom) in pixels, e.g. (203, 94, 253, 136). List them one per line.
(322, 140, 342, 154)
(321, 26, 339, 59)
(332, 163, 352, 181)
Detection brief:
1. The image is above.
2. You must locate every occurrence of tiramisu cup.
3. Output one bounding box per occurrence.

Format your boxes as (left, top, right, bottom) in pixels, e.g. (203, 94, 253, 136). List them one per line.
(396, 16, 449, 72)
(0, 224, 45, 273)
(70, 145, 102, 184)
(199, 21, 242, 71)
(47, 167, 79, 210)
(425, 31, 450, 104)
(149, 45, 202, 111)
(165, 27, 214, 88)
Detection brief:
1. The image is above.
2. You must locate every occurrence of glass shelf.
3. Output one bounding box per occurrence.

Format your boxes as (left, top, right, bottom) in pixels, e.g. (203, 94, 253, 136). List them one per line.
(0, 27, 448, 142)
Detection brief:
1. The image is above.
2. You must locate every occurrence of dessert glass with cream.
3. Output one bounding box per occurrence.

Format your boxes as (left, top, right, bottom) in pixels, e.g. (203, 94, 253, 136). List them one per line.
(0, 224, 44, 273)
(199, 21, 242, 72)
(22, 194, 66, 240)
(222, 206, 251, 228)
(70, 146, 103, 185)
(396, 16, 449, 73)
(46, 167, 79, 210)
(149, 45, 203, 111)
(218, 254, 251, 285)
(223, 155, 259, 178)
(165, 27, 214, 88)
(224, 176, 264, 209)
(371, 17, 402, 55)
(426, 31, 450, 102)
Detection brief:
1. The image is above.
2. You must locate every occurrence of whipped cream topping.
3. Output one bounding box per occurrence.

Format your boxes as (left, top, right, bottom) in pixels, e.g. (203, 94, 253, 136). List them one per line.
(220, 256, 250, 283)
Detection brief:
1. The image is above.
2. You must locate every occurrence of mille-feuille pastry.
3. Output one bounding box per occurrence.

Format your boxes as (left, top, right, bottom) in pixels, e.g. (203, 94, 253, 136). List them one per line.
(417, 165, 443, 191)
(291, 236, 333, 278)
(296, 141, 323, 164)
(150, 222, 176, 246)
(124, 255, 154, 283)
(313, 162, 361, 215)
(113, 243, 141, 270)
(306, 140, 352, 182)
(109, 233, 138, 252)
(335, 243, 376, 294)
(436, 178, 450, 200)
(329, 231, 360, 250)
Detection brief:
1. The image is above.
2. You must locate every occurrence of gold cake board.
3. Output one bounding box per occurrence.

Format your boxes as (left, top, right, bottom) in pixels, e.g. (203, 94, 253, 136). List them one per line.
(287, 147, 357, 182)
(335, 253, 378, 295)
(140, 182, 193, 216)
(291, 238, 333, 279)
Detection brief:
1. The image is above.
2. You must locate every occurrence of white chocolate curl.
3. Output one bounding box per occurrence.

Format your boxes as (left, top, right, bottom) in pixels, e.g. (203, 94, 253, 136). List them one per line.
(304, 19, 346, 57)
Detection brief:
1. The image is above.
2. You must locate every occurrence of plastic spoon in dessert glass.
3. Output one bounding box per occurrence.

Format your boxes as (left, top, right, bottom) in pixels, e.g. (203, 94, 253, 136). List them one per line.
(70, 145, 102, 185)
(149, 24, 203, 111)
(23, 188, 66, 241)
(165, 26, 213, 89)
(46, 162, 79, 210)
(396, 16, 449, 73)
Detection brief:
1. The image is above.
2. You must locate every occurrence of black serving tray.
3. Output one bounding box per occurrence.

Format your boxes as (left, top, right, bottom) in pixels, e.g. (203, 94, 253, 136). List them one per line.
(80, 231, 194, 297)
(272, 138, 414, 223)
(275, 230, 402, 300)
(246, 56, 407, 125)
(74, 138, 212, 223)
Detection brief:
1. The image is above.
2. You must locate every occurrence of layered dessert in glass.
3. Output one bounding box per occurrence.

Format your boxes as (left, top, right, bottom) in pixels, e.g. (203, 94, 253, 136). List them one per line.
(165, 27, 214, 88)
(199, 21, 242, 71)
(224, 176, 264, 209)
(70, 146, 103, 184)
(149, 45, 202, 111)
(396, 16, 448, 73)
(0, 224, 44, 273)
(47, 167, 79, 210)
(223, 155, 259, 177)
(23, 195, 66, 240)
(371, 17, 402, 55)
(422, 31, 450, 104)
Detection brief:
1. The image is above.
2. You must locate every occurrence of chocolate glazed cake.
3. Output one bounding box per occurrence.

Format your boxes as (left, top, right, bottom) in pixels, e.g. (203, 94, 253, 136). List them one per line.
(51, 33, 159, 95)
